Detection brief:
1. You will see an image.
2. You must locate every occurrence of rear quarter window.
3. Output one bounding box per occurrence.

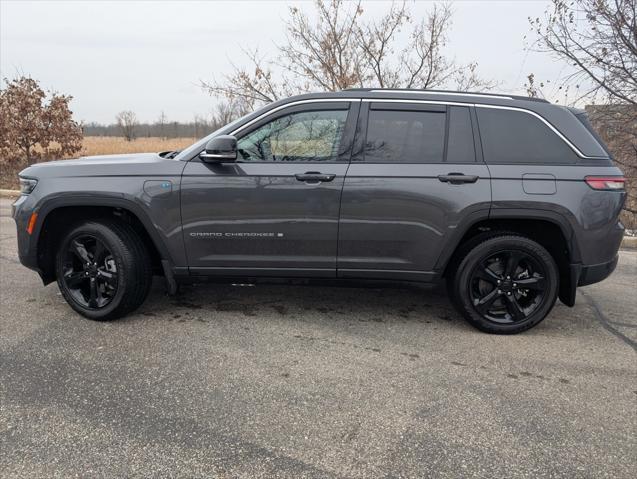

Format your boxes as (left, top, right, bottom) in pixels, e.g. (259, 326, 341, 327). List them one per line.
(476, 108, 580, 164)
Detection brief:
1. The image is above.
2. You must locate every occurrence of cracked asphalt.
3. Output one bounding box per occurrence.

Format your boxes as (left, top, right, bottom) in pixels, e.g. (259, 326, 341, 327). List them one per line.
(0, 198, 635, 478)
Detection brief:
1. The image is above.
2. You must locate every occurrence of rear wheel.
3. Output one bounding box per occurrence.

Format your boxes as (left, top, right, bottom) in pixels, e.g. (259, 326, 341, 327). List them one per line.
(450, 235, 559, 334)
(55, 220, 152, 320)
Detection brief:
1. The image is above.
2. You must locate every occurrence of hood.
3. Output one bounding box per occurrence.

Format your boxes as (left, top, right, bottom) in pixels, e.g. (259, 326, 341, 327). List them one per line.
(20, 153, 180, 179)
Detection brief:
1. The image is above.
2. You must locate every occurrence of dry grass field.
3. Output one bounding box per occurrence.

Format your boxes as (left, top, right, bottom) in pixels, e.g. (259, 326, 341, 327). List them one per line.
(1, 137, 196, 189)
(79, 136, 196, 156)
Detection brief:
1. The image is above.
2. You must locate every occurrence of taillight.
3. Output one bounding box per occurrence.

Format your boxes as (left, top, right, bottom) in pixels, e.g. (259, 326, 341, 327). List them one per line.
(584, 176, 625, 191)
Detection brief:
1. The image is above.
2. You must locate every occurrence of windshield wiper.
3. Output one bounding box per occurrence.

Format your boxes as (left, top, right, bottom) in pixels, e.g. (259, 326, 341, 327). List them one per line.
(160, 150, 181, 159)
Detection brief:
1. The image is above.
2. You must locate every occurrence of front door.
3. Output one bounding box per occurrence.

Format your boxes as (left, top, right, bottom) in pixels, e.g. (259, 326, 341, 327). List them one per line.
(181, 101, 358, 278)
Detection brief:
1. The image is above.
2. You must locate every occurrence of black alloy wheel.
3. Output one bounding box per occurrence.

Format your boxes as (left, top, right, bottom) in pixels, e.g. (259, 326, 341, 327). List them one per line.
(449, 234, 559, 334)
(61, 234, 118, 309)
(56, 220, 152, 321)
(468, 249, 548, 324)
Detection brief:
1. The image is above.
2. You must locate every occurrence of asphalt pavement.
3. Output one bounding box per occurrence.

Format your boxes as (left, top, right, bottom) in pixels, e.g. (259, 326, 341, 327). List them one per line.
(1, 198, 635, 478)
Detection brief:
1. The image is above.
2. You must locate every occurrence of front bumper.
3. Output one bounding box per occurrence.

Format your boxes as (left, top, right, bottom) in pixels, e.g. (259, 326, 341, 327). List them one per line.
(12, 194, 40, 272)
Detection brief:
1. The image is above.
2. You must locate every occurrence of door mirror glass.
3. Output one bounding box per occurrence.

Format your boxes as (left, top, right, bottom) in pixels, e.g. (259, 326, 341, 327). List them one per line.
(200, 135, 237, 162)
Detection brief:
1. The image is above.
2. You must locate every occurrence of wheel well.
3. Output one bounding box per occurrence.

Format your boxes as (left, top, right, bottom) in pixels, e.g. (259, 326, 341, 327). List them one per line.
(37, 206, 163, 284)
(444, 218, 571, 290)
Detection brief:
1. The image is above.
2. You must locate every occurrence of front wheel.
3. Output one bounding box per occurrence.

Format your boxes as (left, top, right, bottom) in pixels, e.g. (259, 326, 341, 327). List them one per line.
(55, 219, 152, 321)
(450, 235, 559, 334)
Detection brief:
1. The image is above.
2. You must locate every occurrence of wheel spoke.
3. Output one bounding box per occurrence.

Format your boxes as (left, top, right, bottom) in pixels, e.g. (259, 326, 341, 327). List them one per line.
(474, 263, 501, 283)
(71, 240, 90, 263)
(504, 294, 526, 321)
(64, 271, 86, 288)
(515, 276, 545, 291)
(88, 277, 99, 308)
(475, 288, 501, 314)
(504, 251, 522, 278)
(93, 240, 106, 261)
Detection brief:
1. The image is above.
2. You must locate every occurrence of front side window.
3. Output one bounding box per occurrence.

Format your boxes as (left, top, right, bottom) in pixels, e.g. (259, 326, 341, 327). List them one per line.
(364, 109, 446, 163)
(477, 108, 579, 164)
(236, 109, 348, 162)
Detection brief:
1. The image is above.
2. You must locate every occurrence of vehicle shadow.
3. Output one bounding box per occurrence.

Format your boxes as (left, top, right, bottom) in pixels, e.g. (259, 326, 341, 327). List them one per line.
(128, 277, 586, 337)
(134, 277, 465, 329)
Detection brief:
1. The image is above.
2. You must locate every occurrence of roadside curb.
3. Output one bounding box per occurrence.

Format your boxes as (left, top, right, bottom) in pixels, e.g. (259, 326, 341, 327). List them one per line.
(0, 189, 20, 198)
(1, 187, 636, 250)
(622, 236, 637, 250)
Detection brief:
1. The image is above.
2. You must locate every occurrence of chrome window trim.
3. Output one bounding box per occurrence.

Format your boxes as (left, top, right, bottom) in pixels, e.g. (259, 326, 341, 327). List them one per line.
(362, 98, 605, 159)
(230, 98, 360, 136)
(226, 97, 605, 160)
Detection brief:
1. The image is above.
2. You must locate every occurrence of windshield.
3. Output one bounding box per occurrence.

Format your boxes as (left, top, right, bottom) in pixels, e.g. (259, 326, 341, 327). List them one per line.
(173, 111, 256, 161)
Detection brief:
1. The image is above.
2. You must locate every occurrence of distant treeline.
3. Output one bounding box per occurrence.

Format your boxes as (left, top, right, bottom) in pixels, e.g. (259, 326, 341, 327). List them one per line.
(82, 120, 223, 139)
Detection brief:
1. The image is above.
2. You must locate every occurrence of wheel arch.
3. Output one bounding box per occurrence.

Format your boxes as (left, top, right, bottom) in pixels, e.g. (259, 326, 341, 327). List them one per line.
(440, 210, 581, 307)
(34, 195, 172, 284)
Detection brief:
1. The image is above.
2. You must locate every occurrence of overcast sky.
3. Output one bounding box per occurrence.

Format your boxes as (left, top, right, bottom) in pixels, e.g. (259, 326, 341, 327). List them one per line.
(1, 0, 572, 124)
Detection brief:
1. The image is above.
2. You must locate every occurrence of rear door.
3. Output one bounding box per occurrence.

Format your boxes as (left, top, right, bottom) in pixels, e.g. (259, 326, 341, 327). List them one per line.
(337, 101, 491, 281)
(181, 101, 358, 277)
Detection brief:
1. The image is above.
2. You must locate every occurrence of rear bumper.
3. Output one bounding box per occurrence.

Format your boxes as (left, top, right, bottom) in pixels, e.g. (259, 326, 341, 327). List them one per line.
(559, 255, 619, 307)
(577, 255, 619, 287)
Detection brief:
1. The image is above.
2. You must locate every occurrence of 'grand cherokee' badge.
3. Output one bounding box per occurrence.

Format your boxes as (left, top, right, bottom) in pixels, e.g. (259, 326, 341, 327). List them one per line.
(190, 232, 285, 238)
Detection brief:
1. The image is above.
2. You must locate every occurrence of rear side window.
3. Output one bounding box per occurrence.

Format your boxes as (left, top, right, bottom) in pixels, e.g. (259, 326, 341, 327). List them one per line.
(364, 109, 446, 163)
(477, 108, 579, 164)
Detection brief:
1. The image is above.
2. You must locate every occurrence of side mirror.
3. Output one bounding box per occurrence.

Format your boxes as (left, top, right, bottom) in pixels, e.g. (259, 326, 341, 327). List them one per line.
(199, 135, 237, 162)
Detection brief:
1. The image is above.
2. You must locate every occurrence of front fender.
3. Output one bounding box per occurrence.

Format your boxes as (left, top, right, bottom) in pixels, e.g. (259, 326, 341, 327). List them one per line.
(33, 193, 181, 266)
(14, 176, 187, 285)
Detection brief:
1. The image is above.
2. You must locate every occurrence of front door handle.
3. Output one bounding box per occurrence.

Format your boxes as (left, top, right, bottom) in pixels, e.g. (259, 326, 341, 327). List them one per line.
(438, 172, 479, 184)
(295, 172, 336, 183)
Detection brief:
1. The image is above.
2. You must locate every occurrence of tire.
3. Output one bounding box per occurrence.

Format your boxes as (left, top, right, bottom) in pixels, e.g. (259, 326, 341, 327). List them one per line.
(449, 234, 559, 334)
(55, 219, 152, 321)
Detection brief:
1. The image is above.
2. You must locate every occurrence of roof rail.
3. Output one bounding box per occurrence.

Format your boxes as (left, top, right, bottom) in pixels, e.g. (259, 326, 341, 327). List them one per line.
(344, 88, 550, 103)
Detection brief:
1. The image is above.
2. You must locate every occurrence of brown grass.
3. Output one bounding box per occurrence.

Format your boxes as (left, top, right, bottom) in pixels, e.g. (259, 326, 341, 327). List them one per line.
(79, 136, 196, 156)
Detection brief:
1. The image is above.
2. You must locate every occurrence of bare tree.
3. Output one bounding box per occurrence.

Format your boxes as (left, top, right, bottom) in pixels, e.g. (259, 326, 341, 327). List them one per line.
(530, 0, 636, 105)
(529, 0, 636, 225)
(202, 1, 495, 108)
(156, 111, 167, 140)
(116, 110, 138, 141)
(193, 114, 211, 139)
(209, 99, 252, 130)
(0, 76, 83, 167)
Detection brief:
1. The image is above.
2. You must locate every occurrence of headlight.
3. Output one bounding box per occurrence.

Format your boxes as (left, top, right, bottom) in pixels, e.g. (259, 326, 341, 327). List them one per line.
(19, 177, 38, 195)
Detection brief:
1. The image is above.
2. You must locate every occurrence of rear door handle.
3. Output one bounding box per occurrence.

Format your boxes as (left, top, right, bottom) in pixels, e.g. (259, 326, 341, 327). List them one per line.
(295, 172, 336, 183)
(438, 172, 479, 184)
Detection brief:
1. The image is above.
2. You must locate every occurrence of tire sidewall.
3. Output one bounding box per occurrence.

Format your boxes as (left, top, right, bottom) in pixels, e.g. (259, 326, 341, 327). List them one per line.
(56, 222, 130, 320)
(454, 236, 559, 334)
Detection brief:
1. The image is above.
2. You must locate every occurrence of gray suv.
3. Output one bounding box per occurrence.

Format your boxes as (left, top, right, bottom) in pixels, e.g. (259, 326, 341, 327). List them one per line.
(12, 89, 626, 334)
